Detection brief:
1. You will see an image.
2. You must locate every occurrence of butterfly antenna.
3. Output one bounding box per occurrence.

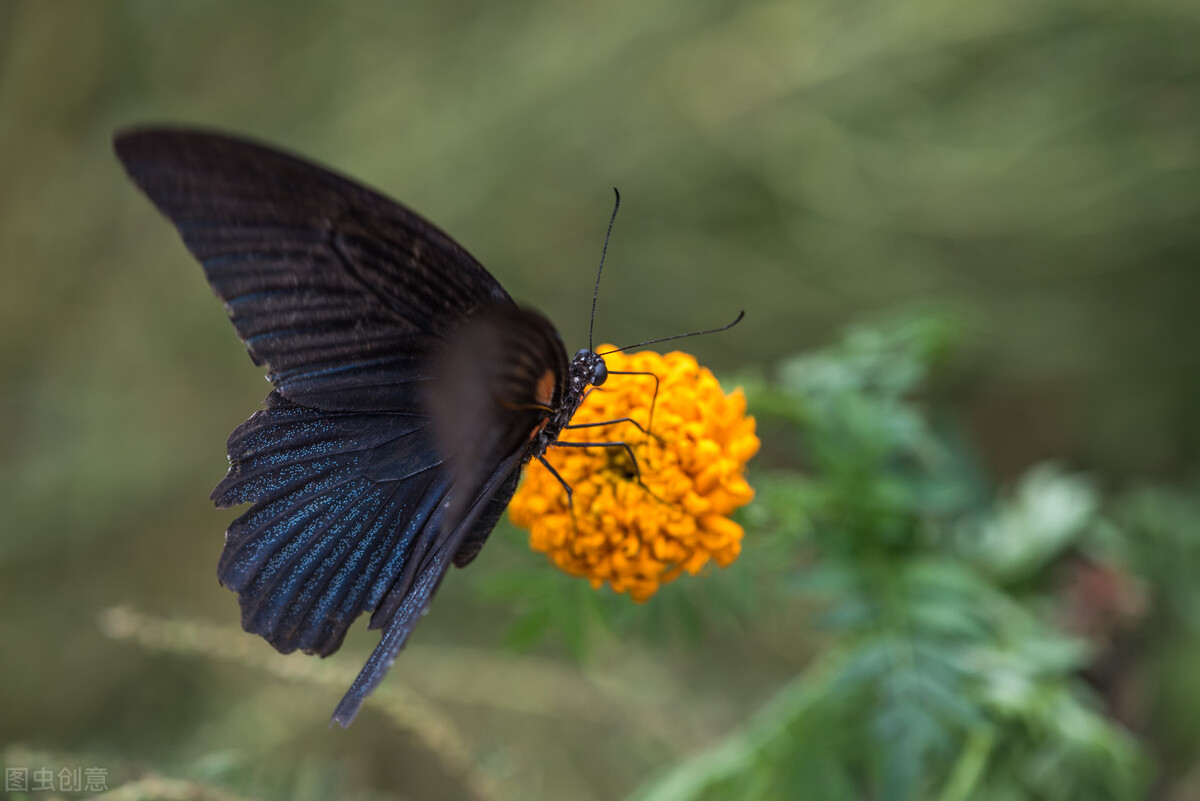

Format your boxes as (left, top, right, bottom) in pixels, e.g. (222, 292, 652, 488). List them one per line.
(589, 187, 621, 353)
(598, 310, 745, 356)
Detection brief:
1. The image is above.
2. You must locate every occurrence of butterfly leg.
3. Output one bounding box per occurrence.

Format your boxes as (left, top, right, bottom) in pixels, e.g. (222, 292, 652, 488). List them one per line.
(536, 454, 580, 530)
(549, 440, 668, 504)
(563, 416, 662, 443)
(601, 370, 662, 447)
(536, 454, 574, 507)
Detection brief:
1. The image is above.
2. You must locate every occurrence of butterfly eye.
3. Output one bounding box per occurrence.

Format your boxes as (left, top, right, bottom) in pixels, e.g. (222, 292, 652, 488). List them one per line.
(592, 359, 608, 386)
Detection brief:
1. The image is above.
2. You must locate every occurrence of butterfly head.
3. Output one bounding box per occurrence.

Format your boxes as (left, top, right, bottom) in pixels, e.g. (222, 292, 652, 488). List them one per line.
(571, 348, 608, 389)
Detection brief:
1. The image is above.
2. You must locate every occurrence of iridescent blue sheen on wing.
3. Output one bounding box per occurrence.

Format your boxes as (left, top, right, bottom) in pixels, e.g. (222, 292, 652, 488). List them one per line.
(333, 450, 526, 727)
(213, 391, 452, 656)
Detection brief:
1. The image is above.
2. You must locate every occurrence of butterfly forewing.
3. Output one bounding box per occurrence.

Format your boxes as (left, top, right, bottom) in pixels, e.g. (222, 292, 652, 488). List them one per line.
(114, 128, 514, 412)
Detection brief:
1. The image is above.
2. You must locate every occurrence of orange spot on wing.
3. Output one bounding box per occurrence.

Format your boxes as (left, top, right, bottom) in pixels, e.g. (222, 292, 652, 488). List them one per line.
(535, 369, 556, 407)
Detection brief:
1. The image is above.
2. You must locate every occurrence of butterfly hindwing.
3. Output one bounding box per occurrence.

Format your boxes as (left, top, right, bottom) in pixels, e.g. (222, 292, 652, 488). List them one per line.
(332, 449, 527, 727)
(212, 391, 452, 657)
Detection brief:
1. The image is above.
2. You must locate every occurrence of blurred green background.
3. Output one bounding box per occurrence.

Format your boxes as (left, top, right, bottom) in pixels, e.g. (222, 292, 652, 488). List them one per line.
(2, 1, 1199, 799)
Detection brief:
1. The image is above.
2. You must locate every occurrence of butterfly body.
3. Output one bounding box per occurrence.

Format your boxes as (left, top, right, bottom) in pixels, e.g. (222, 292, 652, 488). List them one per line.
(114, 128, 608, 725)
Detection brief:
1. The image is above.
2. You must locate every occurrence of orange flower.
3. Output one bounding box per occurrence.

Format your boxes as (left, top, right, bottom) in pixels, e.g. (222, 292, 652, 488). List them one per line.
(508, 348, 759, 601)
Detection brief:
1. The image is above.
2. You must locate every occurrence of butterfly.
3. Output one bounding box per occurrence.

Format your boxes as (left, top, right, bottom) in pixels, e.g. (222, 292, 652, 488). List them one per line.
(114, 128, 740, 726)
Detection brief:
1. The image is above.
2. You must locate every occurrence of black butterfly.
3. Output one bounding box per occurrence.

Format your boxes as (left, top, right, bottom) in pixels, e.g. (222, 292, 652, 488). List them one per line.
(114, 128, 740, 726)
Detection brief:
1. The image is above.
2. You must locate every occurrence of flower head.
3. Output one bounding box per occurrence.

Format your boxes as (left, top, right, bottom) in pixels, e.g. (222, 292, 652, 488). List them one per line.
(508, 348, 759, 601)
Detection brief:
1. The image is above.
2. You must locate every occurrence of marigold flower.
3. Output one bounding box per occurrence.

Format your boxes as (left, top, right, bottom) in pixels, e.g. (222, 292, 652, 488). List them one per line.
(508, 347, 759, 601)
